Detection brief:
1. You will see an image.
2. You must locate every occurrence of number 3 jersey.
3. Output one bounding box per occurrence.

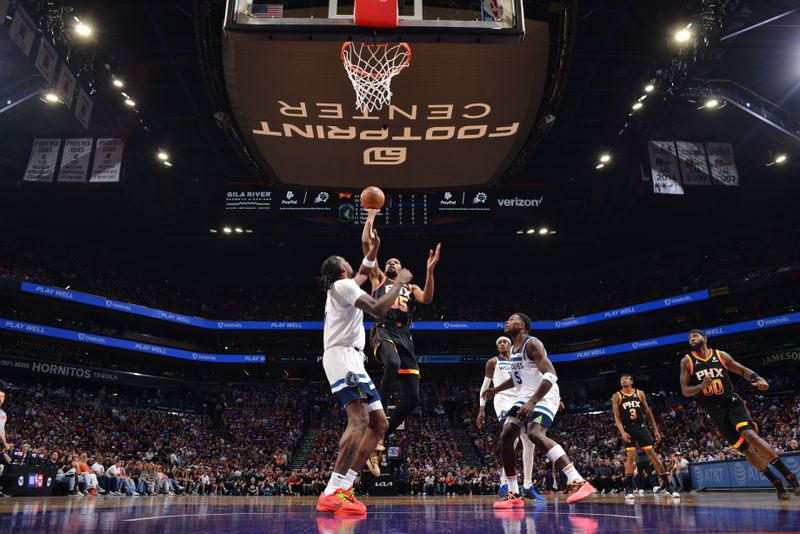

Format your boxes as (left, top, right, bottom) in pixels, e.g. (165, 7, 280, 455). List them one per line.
(509, 335, 560, 401)
(687, 348, 737, 408)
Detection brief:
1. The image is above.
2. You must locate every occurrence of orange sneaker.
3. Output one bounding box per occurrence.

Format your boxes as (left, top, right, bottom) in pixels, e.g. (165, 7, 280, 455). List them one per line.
(566, 480, 595, 505)
(317, 514, 367, 534)
(316, 489, 365, 515)
(493, 493, 523, 509)
(343, 487, 367, 513)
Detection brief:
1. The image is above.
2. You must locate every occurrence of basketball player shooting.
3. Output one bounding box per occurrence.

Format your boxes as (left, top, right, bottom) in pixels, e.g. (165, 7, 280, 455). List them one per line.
(361, 208, 441, 473)
(316, 226, 413, 515)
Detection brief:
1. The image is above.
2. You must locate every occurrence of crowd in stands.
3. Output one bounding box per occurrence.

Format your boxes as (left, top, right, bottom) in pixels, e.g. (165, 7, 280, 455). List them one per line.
(2, 367, 797, 498)
(1, 226, 798, 323)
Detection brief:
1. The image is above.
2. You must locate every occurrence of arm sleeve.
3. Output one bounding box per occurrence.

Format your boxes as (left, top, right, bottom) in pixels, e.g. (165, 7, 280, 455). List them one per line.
(332, 279, 368, 307)
(479, 377, 492, 407)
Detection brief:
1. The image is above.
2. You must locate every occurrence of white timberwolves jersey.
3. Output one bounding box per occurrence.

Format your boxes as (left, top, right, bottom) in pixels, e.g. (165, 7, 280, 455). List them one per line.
(509, 335, 559, 398)
(492, 356, 517, 407)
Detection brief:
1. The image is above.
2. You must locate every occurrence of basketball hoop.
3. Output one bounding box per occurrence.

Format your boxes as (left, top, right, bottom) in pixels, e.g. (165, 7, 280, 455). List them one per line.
(341, 42, 411, 112)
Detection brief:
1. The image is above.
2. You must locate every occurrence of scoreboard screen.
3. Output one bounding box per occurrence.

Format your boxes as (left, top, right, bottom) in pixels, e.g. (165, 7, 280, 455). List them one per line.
(338, 192, 431, 227)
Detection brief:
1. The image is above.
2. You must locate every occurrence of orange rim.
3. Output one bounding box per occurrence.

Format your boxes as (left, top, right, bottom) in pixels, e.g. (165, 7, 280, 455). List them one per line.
(341, 42, 412, 79)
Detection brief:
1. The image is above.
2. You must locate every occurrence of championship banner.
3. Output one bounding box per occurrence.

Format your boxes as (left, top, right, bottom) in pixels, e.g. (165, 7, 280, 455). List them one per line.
(8, 3, 36, 57)
(89, 138, 124, 182)
(74, 88, 93, 130)
(34, 38, 59, 85)
(648, 141, 684, 195)
(22, 139, 61, 182)
(0, 0, 12, 26)
(55, 63, 77, 109)
(57, 138, 93, 182)
(705, 142, 739, 186)
(676, 141, 711, 186)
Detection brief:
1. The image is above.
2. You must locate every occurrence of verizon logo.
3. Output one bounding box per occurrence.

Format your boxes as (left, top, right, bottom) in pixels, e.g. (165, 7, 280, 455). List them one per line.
(497, 197, 543, 208)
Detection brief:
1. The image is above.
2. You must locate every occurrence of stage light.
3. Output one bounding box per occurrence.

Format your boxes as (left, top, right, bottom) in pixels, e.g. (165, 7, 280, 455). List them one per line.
(526, 229, 535, 235)
(235, 227, 244, 233)
(162, 161, 172, 167)
(112, 78, 124, 88)
(638, 95, 648, 102)
(600, 153, 611, 163)
(632, 102, 643, 111)
(644, 84, 655, 93)
(516, 230, 524, 234)
(675, 27, 692, 43)
(774, 154, 787, 164)
(245, 229, 253, 234)
(223, 227, 232, 234)
(43, 92, 59, 103)
(157, 150, 169, 161)
(704, 98, 719, 109)
(596, 163, 605, 170)
(75, 22, 93, 37)
(538, 227, 549, 235)
(124, 98, 135, 107)
(209, 229, 218, 233)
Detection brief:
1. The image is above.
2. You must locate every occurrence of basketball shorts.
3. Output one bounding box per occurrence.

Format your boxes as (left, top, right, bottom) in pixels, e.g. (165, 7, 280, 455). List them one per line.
(323, 346, 383, 411)
(493, 394, 518, 424)
(370, 324, 419, 375)
(505, 390, 560, 431)
(706, 397, 757, 450)
(623, 425, 655, 452)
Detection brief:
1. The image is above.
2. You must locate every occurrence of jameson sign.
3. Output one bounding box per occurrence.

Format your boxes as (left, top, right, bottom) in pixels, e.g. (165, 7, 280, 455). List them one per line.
(761, 349, 800, 367)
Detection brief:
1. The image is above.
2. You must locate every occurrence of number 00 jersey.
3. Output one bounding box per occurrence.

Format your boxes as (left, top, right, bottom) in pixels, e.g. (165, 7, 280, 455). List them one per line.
(615, 389, 644, 428)
(686, 349, 736, 409)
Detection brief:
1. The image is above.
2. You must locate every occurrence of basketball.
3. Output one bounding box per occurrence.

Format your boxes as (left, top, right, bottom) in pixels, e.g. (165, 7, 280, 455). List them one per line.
(360, 186, 385, 210)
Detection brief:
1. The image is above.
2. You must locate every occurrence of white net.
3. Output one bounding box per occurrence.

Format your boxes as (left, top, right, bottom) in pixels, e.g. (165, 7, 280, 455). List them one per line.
(341, 42, 411, 112)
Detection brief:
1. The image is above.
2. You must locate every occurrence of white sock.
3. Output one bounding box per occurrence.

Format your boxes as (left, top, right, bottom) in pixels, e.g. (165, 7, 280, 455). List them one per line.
(343, 469, 358, 490)
(323, 472, 346, 496)
(500, 469, 508, 485)
(521, 434, 535, 488)
(507, 478, 520, 495)
(562, 463, 584, 485)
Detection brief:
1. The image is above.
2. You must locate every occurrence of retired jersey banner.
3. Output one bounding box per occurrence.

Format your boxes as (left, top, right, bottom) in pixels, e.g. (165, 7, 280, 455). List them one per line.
(34, 38, 59, 85)
(57, 138, 93, 182)
(89, 138, 124, 182)
(23, 139, 61, 182)
(9, 3, 36, 57)
(648, 141, 684, 195)
(676, 141, 711, 186)
(74, 88, 93, 129)
(705, 142, 739, 186)
(55, 64, 77, 109)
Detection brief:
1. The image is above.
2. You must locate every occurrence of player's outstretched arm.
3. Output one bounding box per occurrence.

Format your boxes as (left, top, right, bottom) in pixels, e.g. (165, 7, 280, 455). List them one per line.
(680, 356, 711, 397)
(354, 228, 381, 287)
(355, 269, 413, 318)
(719, 351, 769, 391)
(361, 209, 384, 288)
(412, 243, 441, 305)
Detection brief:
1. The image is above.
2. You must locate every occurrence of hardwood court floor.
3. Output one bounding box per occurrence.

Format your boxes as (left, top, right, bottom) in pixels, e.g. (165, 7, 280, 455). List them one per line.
(0, 492, 798, 533)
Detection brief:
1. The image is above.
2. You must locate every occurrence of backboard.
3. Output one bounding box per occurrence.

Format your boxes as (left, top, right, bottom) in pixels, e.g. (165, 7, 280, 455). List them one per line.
(221, 0, 573, 189)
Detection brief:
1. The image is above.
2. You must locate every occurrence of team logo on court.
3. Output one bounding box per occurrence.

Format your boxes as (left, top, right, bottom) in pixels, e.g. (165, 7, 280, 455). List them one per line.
(345, 372, 360, 387)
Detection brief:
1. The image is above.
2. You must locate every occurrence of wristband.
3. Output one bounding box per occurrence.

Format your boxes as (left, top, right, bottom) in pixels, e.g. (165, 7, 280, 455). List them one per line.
(361, 257, 376, 269)
(542, 372, 558, 384)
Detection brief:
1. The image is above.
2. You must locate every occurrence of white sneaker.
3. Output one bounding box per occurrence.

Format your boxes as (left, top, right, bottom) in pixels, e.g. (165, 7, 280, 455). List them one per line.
(671, 491, 680, 498)
(638, 489, 645, 495)
(625, 493, 634, 499)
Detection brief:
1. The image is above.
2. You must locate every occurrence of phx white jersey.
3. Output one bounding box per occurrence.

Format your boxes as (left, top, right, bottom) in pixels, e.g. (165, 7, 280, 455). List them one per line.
(509, 335, 560, 399)
(492, 356, 517, 417)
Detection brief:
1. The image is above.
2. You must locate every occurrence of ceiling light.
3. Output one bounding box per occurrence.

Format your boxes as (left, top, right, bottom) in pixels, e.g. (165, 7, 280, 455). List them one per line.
(596, 163, 605, 170)
(223, 227, 232, 234)
(675, 28, 692, 43)
(43, 92, 59, 103)
(234, 227, 244, 233)
(526, 229, 535, 235)
(704, 98, 719, 109)
(549, 230, 557, 235)
(245, 229, 253, 234)
(644, 84, 655, 93)
(112, 78, 124, 88)
(516, 230, 524, 235)
(209, 229, 218, 233)
(124, 98, 135, 107)
(75, 22, 93, 37)
(157, 150, 169, 161)
(538, 227, 549, 235)
(599, 153, 611, 163)
(632, 102, 643, 111)
(774, 154, 787, 164)
(162, 161, 172, 167)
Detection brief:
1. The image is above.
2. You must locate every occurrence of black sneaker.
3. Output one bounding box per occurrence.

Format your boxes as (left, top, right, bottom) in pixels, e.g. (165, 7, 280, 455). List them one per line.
(778, 489, 790, 501)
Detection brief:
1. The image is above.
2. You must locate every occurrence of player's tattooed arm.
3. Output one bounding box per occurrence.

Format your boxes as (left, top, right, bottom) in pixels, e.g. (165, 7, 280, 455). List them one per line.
(361, 209, 384, 289)
(718, 351, 769, 391)
(680, 356, 710, 397)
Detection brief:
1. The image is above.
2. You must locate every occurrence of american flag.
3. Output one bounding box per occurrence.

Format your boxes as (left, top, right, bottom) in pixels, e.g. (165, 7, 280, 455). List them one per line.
(251, 3, 284, 18)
